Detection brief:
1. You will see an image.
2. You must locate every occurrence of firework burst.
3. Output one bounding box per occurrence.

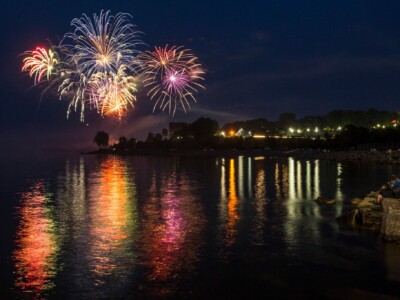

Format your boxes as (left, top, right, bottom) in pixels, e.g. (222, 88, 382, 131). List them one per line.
(89, 66, 137, 118)
(141, 45, 205, 115)
(62, 10, 142, 78)
(22, 47, 58, 84)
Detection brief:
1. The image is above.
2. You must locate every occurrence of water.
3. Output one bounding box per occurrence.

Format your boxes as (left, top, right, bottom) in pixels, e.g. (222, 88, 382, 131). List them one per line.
(1, 154, 400, 298)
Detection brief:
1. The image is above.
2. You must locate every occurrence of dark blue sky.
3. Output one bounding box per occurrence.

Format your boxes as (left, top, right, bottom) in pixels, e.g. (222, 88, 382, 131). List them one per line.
(1, 0, 400, 150)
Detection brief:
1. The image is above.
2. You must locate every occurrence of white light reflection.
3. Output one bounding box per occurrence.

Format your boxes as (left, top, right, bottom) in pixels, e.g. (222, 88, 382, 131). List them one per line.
(284, 158, 322, 252)
(238, 156, 244, 200)
(335, 162, 344, 216)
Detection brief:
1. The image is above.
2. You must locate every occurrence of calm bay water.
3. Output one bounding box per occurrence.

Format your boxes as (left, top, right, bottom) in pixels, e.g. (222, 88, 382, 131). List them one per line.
(1, 154, 400, 298)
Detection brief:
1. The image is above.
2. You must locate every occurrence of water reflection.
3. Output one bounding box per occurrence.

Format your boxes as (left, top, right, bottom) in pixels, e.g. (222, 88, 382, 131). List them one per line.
(251, 163, 267, 245)
(87, 156, 137, 286)
(139, 167, 205, 295)
(219, 159, 240, 250)
(10, 155, 357, 297)
(284, 158, 321, 250)
(56, 158, 86, 246)
(13, 181, 59, 298)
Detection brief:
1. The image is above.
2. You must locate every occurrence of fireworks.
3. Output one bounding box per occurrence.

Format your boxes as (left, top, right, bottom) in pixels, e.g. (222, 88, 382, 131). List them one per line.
(62, 10, 142, 78)
(22, 47, 58, 84)
(140, 45, 205, 115)
(21, 11, 205, 121)
(90, 66, 137, 118)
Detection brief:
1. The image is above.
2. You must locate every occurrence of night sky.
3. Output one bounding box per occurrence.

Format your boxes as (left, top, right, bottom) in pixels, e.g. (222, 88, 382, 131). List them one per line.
(1, 0, 400, 151)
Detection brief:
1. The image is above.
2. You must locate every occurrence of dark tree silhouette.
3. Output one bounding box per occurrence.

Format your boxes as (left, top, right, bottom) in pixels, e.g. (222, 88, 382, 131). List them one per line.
(93, 131, 109, 149)
(117, 136, 128, 150)
(191, 117, 219, 140)
(278, 112, 297, 129)
(162, 128, 168, 139)
(128, 138, 137, 150)
(146, 132, 154, 143)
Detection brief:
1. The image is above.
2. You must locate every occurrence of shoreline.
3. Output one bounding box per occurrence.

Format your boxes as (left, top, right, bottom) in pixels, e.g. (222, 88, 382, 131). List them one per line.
(83, 148, 400, 164)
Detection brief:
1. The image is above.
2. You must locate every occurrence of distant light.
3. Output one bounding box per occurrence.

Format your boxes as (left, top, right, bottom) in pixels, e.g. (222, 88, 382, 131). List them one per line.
(254, 156, 265, 160)
(306, 128, 310, 132)
(382, 125, 386, 129)
(253, 135, 266, 139)
(377, 124, 381, 128)
(230, 130, 235, 136)
(315, 127, 319, 133)
(221, 131, 226, 137)
(337, 126, 342, 131)
(289, 127, 294, 133)
(297, 129, 302, 133)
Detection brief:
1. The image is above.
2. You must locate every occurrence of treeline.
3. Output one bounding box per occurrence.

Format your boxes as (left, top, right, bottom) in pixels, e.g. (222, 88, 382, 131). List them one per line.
(93, 109, 400, 152)
(221, 109, 398, 135)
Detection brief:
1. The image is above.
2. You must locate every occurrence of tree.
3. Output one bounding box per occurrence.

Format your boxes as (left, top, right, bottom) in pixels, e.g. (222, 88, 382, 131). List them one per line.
(118, 136, 128, 150)
(146, 132, 154, 144)
(162, 128, 168, 139)
(127, 138, 137, 150)
(169, 122, 192, 139)
(154, 133, 163, 142)
(191, 117, 219, 142)
(278, 112, 297, 129)
(93, 131, 109, 149)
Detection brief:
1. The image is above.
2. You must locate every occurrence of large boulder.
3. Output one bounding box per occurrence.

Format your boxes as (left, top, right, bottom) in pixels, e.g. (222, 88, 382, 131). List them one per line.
(355, 197, 383, 231)
(381, 198, 400, 242)
(351, 198, 363, 206)
(338, 196, 382, 229)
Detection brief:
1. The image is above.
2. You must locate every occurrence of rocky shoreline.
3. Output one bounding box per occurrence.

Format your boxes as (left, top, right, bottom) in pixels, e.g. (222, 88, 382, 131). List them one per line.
(338, 192, 400, 242)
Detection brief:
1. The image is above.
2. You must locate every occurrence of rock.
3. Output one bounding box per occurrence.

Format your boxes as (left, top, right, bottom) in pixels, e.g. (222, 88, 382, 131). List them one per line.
(351, 198, 363, 206)
(353, 197, 383, 231)
(315, 196, 336, 205)
(382, 198, 400, 211)
(357, 197, 376, 207)
(340, 194, 400, 242)
(381, 198, 400, 242)
(339, 196, 380, 229)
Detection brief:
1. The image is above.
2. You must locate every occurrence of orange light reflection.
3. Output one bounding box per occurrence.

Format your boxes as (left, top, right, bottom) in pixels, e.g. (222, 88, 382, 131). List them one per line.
(226, 159, 239, 246)
(88, 157, 135, 284)
(13, 182, 59, 297)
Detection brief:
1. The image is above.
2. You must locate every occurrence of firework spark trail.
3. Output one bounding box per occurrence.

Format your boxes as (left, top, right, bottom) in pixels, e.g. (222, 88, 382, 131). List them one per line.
(21, 11, 205, 121)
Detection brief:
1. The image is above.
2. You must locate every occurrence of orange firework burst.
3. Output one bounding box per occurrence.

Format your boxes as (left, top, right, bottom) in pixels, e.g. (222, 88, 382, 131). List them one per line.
(89, 66, 137, 118)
